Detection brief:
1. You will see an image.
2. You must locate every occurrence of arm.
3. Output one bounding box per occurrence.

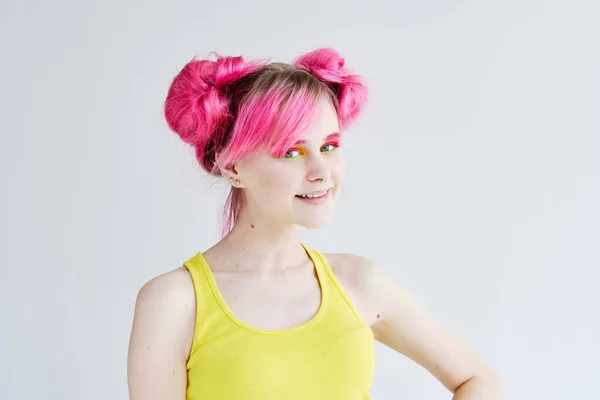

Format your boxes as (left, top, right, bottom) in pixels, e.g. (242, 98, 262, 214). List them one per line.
(127, 268, 196, 400)
(357, 256, 502, 399)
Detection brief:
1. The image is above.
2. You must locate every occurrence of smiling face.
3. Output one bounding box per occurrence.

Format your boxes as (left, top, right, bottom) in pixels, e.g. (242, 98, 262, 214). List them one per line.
(232, 99, 345, 229)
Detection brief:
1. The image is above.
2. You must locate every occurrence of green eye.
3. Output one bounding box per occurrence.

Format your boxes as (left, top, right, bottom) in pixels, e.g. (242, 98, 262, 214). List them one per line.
(321, 143, 338, 152)
(284, 149, 302, 159)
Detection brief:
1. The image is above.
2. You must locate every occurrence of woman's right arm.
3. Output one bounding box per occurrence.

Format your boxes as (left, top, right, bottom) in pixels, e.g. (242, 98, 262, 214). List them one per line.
(127, 267, 196, 400)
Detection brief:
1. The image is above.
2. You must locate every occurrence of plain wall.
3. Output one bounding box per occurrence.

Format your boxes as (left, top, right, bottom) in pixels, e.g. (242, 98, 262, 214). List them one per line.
(1, 0, 598, 398)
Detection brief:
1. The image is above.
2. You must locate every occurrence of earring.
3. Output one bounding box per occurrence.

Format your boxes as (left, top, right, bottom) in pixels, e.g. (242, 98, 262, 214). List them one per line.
(229, 178, 240, 186)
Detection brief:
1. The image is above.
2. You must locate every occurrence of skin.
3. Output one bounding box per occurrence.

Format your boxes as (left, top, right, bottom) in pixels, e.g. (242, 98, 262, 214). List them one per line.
(127, 99, 502, 399)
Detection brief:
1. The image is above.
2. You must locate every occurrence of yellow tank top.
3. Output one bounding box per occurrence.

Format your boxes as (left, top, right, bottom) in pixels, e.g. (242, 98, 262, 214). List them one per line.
(182, 243, 375, 400)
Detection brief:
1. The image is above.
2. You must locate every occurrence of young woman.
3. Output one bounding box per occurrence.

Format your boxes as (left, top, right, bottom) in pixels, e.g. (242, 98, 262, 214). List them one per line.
(127, 48, 502, 399)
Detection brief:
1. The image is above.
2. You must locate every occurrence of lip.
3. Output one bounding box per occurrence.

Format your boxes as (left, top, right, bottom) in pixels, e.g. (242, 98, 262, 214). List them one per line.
(296, 188, 331, 197)
(295, 188, 332, 204)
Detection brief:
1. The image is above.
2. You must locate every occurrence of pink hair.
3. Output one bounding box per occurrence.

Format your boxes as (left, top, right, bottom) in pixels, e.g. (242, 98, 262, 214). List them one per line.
(164, 48, 368, 236)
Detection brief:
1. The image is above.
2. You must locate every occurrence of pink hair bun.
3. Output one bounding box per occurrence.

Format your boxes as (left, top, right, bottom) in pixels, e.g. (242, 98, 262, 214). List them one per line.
(293, 48, 367, 129)
(163, 55, 265, 166)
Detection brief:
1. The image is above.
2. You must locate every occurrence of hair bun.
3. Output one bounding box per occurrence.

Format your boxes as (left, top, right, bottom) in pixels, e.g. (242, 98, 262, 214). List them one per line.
(164, 58, 227, 148)
(163, 54, 265, 171)
(293, 48, 367, 129)
(293, 47, 347, 83)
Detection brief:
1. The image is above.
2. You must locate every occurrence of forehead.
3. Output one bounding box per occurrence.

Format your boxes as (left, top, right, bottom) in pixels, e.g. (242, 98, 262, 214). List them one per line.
(296, 100, 340, 143)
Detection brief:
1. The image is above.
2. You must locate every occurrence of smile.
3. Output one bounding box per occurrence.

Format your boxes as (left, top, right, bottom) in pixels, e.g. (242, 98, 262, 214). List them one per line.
(295, 188, 332, 203)
(296, 188, 330, 198)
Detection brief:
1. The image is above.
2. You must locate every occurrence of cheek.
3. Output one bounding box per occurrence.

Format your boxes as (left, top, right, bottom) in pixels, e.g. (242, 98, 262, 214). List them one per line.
(256, 166, 298, 198)
(333, 154, 346, 181)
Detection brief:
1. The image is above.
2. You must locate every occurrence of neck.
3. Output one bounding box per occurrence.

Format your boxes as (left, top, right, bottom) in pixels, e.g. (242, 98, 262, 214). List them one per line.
(208, 205, 308, 272)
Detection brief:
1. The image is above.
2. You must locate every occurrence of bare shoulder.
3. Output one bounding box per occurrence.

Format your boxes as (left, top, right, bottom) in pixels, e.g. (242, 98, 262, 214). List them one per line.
(128, 266, 196, 399)
(132, 266, 197, 355)
(321, 252, 386, 327)
(322, 252, 380, 283)
(135, 266, 195, 307)
(322, 252, 389, 293)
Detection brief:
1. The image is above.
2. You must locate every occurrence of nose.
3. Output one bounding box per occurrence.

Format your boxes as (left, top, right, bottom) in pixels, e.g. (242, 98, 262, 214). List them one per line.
(306, 154, 332, 184)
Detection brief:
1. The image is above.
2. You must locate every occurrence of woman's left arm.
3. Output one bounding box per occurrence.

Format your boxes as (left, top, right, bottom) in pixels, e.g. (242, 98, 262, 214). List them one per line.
(355, 256, 503, 399)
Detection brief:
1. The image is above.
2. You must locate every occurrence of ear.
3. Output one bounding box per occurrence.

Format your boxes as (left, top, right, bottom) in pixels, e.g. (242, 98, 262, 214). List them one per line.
(219, 160, 245, 188)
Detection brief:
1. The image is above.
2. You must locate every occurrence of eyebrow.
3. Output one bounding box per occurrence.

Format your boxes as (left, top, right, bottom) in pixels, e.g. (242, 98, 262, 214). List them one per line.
(294, 132, 341, 145)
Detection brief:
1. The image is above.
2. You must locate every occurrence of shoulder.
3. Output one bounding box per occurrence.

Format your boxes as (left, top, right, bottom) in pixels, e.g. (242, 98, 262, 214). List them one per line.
(128, 267, 196, 398)
(322, 252, 413, 319)
(322, 252, 391, 295)
(131, 267, 196, 357)
(321, 252, 392, 326)
(136, 266, 196, 310)
(324, 252, 420, 319)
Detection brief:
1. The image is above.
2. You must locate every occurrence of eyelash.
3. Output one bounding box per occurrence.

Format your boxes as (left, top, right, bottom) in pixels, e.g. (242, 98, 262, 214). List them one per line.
(283, 142, 340, 159)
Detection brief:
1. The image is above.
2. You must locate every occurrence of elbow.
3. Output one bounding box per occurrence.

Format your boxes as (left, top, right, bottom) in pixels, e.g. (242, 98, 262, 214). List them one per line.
(453, 373, 503, 399)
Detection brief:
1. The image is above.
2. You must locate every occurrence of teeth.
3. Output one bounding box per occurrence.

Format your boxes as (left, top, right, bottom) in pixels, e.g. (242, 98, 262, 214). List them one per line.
(298, 190, 327, 198)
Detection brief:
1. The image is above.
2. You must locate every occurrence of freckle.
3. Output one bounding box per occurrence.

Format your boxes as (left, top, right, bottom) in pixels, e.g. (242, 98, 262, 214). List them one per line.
(235, 264, 238, 268)
(147, 347, 150, 350)
(251, 224, 254, 228)
(173, 370, 176, 374)
(376, 314, 380, 319)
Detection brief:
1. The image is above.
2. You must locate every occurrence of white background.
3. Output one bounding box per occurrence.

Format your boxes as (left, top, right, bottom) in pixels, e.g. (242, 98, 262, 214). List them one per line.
(1, 0, 598, 398)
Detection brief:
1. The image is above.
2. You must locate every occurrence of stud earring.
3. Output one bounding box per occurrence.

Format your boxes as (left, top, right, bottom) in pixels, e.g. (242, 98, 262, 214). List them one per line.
(229, 178, 240, 186)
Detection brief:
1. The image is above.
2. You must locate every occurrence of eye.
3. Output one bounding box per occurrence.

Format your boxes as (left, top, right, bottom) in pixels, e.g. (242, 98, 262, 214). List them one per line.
(321, 142, 339, 152)
(283, 149, 303, 159)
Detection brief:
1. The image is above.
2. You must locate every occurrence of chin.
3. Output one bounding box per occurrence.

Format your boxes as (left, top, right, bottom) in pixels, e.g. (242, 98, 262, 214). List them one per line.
(297, 214, 333, 229)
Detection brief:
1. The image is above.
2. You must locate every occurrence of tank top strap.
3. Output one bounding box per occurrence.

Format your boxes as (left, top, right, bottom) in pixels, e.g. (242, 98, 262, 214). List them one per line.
(183, 252, 225, 359)
(299, 243, 330, 314)
(300, 244, 366, 325)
